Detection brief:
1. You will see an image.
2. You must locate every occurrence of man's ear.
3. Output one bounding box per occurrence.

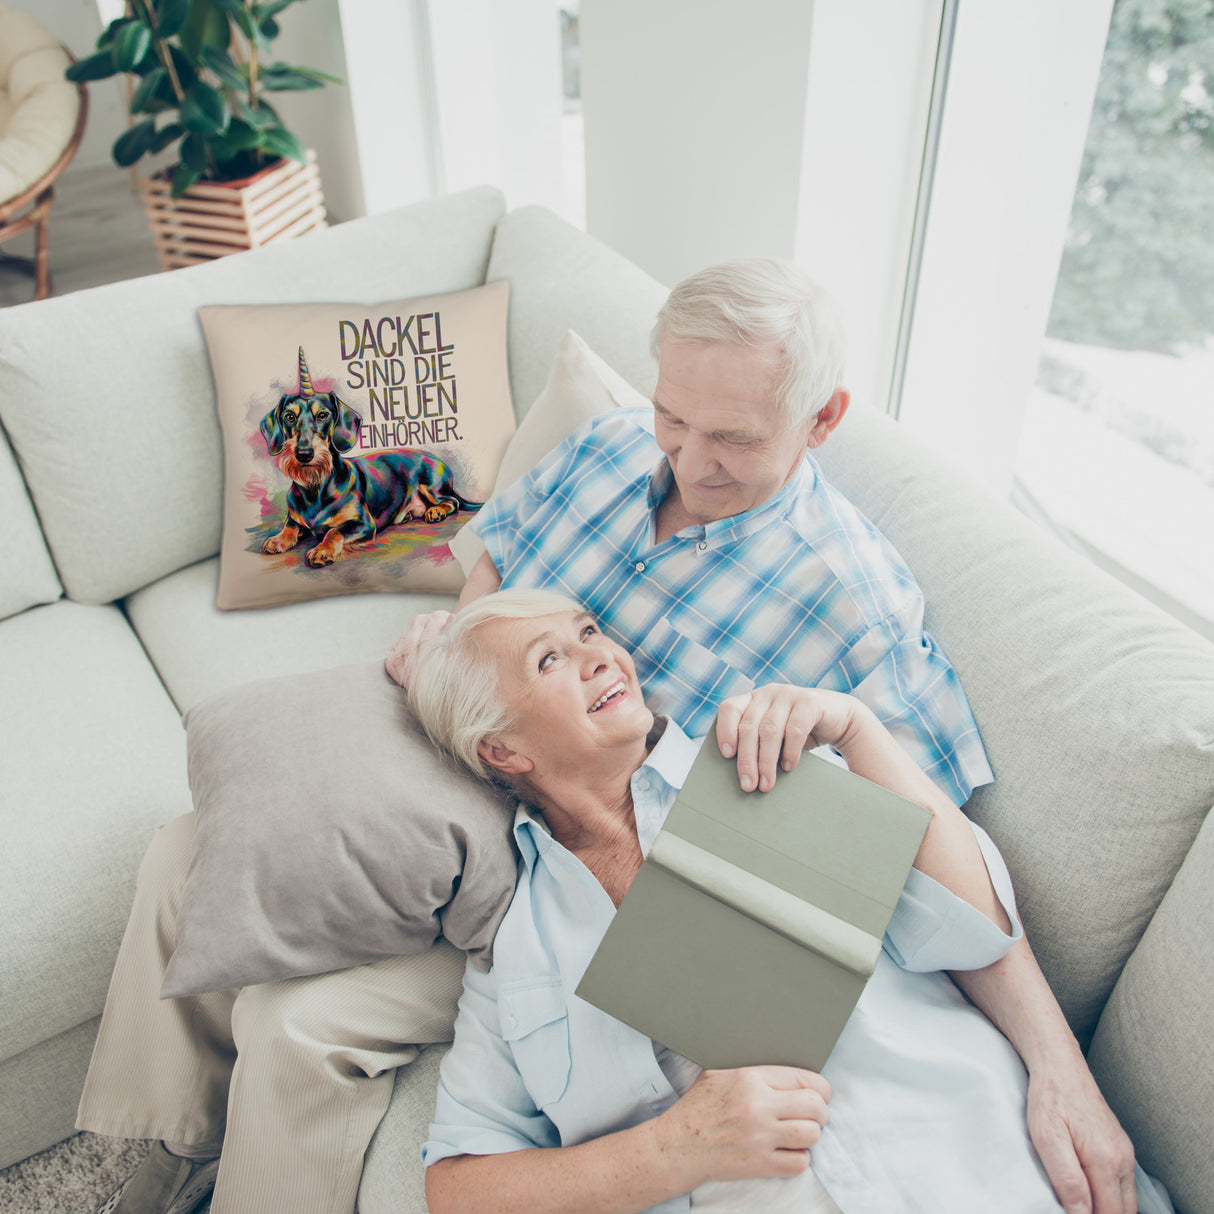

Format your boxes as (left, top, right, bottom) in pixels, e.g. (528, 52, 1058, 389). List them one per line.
(477, 739, 533, 777)
(805, 388, 850, 450)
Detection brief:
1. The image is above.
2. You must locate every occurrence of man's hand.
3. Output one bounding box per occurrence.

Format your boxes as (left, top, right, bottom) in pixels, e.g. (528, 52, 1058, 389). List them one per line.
(653, 1066, 830, 1186)
(715, 684, 860, 792)
(385, 610, 453, 689)
(952, 938, 1137, 1214)
(1026, 1061, 1137, 1214)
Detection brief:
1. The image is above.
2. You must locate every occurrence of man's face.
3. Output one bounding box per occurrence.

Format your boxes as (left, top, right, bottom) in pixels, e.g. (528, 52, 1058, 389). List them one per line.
(652, 340, 817, 524)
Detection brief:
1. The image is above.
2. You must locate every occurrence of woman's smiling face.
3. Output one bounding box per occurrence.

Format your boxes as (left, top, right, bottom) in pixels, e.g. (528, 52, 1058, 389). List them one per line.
(477, 610, 653, 777)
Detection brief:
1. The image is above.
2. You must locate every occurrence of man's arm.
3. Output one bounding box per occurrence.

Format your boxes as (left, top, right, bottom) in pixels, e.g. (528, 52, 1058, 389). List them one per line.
(458, 550, 503, 606)
(717, 684, 1136, 1214)
(950, 941, 1137, 1214)
(716, 685, 1010, 931)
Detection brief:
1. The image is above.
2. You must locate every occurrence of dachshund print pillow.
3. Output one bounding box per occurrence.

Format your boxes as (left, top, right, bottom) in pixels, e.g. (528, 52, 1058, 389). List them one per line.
(200, 281, 514, 609)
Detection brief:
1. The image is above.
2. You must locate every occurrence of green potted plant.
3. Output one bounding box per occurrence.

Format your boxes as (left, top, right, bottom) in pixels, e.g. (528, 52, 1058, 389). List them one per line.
(67, 0, 339, 266)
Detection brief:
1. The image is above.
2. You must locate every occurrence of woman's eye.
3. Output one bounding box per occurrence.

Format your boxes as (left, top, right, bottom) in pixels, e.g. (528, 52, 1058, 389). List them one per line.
(581, 625, 598, 639)
(538, 651, 557, 671)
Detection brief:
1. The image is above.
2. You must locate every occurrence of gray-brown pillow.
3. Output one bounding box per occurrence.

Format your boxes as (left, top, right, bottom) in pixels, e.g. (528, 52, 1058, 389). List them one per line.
(162, 662, 518, 998)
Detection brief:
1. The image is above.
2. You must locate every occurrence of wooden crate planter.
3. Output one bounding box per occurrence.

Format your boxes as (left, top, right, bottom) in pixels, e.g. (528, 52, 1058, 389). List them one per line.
(140, 150, 327, 271)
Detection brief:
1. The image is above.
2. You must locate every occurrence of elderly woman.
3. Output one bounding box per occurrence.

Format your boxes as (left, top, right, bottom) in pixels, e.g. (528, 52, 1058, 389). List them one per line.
(407, 588, 1077, 1214)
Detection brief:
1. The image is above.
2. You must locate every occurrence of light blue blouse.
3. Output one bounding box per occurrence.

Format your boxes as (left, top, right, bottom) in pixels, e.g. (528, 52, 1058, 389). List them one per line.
(424, 721, 1067, 1212)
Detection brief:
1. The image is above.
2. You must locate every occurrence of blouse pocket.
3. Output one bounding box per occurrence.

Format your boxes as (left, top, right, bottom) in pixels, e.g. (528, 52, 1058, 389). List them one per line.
(499, 978, 572, 1109)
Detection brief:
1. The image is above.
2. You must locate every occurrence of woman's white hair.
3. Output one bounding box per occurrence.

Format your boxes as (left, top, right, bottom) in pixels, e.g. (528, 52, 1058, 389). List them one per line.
(650, 258, 847, 429)
(407, 588, 586, 782)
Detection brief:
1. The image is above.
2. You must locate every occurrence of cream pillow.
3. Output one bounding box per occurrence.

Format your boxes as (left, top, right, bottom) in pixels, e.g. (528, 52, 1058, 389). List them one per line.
(449, 329, 650, 574)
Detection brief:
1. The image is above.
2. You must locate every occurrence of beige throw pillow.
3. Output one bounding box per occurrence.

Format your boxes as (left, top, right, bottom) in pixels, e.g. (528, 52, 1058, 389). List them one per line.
(449, 328, 649, 574)
(201, 281, 515, 609)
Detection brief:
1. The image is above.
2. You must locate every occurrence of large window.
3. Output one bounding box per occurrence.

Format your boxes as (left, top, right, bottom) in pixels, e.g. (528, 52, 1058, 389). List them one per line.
(1013, 0, 1214, 636)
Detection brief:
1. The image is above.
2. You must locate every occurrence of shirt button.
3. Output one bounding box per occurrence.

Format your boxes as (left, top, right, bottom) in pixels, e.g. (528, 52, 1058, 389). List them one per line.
(697, 541, 707, 551)
(634, 561, 646, 573)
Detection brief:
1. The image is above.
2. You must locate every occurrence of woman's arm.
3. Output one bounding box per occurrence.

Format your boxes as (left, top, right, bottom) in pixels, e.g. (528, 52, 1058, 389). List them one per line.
(385, 554, 503, 688)
(715, 684, 1011, 932)
(427, 1065, 830, 1214)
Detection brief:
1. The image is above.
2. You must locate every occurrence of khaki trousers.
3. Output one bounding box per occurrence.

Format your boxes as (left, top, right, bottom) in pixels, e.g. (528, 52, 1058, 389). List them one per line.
(76, 814, 466, 1214)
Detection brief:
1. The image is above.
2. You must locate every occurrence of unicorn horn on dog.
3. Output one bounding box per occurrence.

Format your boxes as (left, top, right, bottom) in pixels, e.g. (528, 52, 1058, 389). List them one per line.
(298, 346, 315, 396)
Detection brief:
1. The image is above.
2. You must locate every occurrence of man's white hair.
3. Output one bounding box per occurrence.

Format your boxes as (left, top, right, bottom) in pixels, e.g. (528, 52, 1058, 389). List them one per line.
(407, 588, 586, 781)
(650, 258, 847, 429)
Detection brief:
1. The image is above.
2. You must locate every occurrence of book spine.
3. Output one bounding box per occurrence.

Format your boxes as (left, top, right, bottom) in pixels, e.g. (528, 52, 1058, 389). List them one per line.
(648, 832, 882, 977)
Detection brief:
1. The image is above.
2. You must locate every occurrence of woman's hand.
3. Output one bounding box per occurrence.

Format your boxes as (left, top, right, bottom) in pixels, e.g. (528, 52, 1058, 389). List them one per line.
(385, 610, 454, 688)
(715, 685, 861, 792)
(654, 1066, 831, 1185)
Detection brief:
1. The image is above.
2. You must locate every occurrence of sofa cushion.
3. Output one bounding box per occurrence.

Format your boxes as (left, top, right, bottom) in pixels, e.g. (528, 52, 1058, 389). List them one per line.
(0, 600, 191, 1063)
(487, 205, 668, 418)
(1088, 804, 1214, 1214)
(0, 422, 60, 620)
(0, 1017, 102, 1172)
(199, 281, 514, 609)
(123, 556, 452, 714)
(813, 402, 1214, 1045)
(359, 1042, 448, 1214)
(0, 186, 506, 606)
(163, 663, 517, 996)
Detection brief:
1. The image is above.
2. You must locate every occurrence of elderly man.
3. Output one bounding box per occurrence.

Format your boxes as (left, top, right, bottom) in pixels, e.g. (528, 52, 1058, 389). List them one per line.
(389, 259, 1136, 1214)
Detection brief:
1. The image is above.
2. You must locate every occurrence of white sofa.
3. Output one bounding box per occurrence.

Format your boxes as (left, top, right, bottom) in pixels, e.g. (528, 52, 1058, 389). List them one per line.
(1, 186, 1211, 1214)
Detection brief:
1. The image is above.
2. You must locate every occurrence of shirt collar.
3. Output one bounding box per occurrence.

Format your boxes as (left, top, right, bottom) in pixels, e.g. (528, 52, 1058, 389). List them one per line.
(645, 456, 817, 547)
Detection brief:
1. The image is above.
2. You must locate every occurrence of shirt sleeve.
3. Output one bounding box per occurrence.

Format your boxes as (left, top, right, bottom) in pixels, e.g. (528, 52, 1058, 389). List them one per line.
(472, 415, 603, 579)
(422, 957, 560, 1167)
(843, 613, 994, 809)
(882, 821, 1023, 973)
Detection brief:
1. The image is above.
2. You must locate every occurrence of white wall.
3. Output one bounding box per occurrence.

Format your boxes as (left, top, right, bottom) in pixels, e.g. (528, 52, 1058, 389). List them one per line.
(334, 0, 435, 216)
(574, 0, 942, 417)
(795, 0, 941, 414)
(268, 0, 362, 222)
(429, 0, 565, 213)
(579, 0, 818, 288)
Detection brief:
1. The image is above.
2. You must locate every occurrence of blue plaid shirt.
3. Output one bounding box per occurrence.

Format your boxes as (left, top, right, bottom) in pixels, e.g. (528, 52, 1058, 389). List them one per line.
(474, 407, 992, 806)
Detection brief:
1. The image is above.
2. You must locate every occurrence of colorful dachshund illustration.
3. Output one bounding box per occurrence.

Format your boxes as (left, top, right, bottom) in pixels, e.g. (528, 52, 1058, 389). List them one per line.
(259, 348, 481, 567)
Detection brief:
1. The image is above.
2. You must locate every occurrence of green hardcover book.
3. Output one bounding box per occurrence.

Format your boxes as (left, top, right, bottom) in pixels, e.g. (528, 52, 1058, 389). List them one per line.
(575, 744, 932, 1071)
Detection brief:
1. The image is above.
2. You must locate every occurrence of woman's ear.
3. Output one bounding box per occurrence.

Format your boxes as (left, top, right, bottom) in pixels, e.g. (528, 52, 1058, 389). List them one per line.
(477, 739, 533, 776)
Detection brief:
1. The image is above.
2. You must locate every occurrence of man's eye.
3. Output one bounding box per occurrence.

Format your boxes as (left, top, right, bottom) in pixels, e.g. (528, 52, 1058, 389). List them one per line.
(538, 651, 557, 671)
(581, 624, 598, 639)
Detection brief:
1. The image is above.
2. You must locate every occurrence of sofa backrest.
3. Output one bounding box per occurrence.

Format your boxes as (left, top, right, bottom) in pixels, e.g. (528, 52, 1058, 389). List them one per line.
(816, 400, 1214, 1207)
(0, 186, 507, 606)
(817, 401, 1214, 1038)
(485, 205, 669, 417)
(0, 421, 60, 620)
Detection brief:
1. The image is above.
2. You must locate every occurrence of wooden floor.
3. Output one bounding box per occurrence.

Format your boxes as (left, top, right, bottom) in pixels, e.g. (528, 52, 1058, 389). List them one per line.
(0, 162, 162, 308)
